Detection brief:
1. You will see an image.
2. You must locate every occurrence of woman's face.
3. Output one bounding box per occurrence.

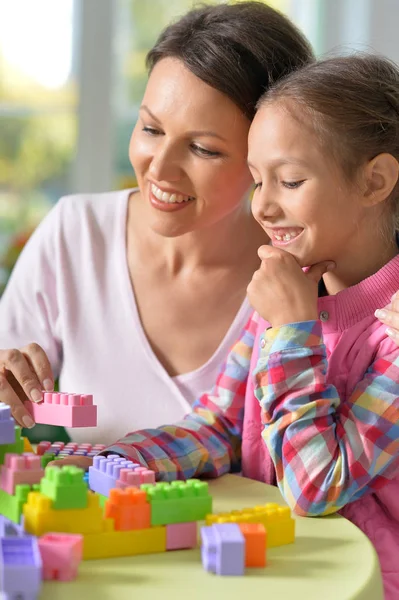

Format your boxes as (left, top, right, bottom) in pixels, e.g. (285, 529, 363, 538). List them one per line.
(129, 58, 253, 237)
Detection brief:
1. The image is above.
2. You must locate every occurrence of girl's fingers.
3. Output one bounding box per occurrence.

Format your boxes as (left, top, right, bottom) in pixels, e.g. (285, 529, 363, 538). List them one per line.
(46, 456, 93, 470)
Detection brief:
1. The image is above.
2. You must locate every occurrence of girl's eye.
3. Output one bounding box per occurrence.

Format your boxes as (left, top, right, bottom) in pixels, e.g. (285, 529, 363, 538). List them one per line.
(191, 144, 221, 158)
(142, 126, 162, 135)
(253, 182, 262, 190)
(282, 180, 305, 189)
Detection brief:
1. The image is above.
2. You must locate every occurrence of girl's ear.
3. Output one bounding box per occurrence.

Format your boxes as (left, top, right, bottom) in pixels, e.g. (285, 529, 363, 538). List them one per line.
(362, 153, 399, 207)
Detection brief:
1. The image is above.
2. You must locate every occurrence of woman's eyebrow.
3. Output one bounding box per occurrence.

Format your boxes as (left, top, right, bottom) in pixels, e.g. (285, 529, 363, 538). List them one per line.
(139, 105, 227, 142)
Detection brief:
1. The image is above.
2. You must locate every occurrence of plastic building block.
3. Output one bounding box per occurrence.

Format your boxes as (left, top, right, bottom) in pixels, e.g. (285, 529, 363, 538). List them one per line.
(0, 536, 42, 599)
(38, 533, 83, 580)
(166, 521, 198, 550)
(105, 488, 151, 531)
(201, 523, 245, 576)
(38, 440, 106, 458)
(40, 466, 88, 510)
(88, 455, 136, 497)
(83, 525, 167, 560)
(0, 403, 16, 445)
(0, 454, 44, 495)
(0, 427, 24, 465)
(238, 523, 267, 567)
(0, 485, 31, 524)
(23, 490, 106, 536)
(116, 465, 155, 488)
(141, 480, 212, 526)
(40, 454, 56, 469)
(25, 392, 97, 427)
(0, 515, 25, 537)
(23, 436, 34, 454)
(205, 503, 295, 548)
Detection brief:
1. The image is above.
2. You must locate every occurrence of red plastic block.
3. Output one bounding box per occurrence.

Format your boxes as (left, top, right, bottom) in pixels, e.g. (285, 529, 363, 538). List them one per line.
(116, 466, 155, 488)
(26, 392, 97, 427)
(105, 488, 151, 531)
(166, 522, 198, 550)
(238, 523, 267, 567)
(0, 454, 44, 495)
(38, 533, 83, 581)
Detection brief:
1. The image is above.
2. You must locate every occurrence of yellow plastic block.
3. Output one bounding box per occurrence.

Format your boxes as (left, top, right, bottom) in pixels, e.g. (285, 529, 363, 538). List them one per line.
(23, 437, 34, 454)
(205, 503, 295, 548)
(23, 490, 108, 536)
(83, 525, 166, 560)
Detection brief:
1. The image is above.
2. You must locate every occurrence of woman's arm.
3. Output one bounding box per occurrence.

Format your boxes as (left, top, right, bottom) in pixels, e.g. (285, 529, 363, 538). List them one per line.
(254, 320, 399, 516)
(101, 312, 259, 480)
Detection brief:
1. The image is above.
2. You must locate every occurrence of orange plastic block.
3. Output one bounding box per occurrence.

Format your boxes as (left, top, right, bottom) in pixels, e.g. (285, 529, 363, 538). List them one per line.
(205, 503, 295, 548)
(105, 488, 151, 531)
(238, 523, 267, 567)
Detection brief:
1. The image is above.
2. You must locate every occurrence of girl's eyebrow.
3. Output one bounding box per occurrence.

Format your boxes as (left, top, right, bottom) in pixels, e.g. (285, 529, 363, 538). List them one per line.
(139, 105, 227, 142)
(248, 157, 309, 168)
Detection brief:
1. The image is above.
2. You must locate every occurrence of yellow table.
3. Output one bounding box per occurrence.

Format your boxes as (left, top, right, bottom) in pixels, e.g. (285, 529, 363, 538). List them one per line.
(41, 474, 384, 600)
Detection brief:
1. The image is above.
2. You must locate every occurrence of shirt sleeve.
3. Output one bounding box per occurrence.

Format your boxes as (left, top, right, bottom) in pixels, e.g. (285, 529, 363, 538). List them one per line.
(253, 320, 399, 516)
(102, 312, 259, 480)
(0, 200, 64, 377)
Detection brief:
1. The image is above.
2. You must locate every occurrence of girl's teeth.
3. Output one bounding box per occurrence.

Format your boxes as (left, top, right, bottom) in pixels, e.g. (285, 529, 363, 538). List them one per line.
(275, 235, 282, 241)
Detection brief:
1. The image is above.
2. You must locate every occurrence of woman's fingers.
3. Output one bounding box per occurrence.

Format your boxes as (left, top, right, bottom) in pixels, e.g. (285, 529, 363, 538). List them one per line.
(0, 369, 35, 428)
(20, 343, 54, 395)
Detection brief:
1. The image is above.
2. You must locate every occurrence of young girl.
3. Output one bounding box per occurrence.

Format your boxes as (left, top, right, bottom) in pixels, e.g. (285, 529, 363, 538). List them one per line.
(65, 55, 399, 597)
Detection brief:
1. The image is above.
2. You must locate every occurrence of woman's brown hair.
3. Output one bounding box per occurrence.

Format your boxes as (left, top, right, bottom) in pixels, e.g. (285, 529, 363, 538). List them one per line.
(146, 2, 314, 121)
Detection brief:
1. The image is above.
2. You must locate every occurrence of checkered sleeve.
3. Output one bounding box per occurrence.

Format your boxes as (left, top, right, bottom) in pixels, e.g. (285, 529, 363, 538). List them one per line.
(102, 312, 259, 481)
(253, 320, 399, 516)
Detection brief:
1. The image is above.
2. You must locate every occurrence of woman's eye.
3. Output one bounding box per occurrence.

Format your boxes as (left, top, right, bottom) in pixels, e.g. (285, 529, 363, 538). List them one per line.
(142, 126, 162, 135)
(253, 182, 262, 190)
(191, 144, 221, 158)
(282, 180, 305, 189)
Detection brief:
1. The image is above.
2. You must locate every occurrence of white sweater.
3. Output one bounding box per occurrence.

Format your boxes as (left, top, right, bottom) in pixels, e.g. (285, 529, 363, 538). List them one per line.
(0, 190, 252, 445)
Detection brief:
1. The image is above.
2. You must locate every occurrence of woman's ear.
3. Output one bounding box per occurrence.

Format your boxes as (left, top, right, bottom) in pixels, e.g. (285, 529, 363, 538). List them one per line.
(362, 153, 399, 207)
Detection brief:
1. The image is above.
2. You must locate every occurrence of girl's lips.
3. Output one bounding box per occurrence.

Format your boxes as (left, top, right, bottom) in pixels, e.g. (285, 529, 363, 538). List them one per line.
(149, 188, 195, 213)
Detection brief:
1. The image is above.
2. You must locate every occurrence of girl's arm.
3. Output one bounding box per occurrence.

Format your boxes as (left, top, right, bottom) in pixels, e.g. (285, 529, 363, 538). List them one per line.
(253, 320, 399, 516)
(102, 312, 259, 480)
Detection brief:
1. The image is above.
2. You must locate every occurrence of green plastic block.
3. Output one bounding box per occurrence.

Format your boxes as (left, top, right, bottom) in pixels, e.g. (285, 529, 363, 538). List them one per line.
(0, 484, 30, 523)
(40, 465, 88, 510)
(0, 427, 24, 465)
(98, 493, 108, 510)
(141, 479, 212, 526)
(40, 454, 56, 469)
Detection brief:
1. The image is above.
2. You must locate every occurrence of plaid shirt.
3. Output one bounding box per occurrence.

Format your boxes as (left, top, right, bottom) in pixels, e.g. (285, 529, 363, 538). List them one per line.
(104, 311, 399, 515)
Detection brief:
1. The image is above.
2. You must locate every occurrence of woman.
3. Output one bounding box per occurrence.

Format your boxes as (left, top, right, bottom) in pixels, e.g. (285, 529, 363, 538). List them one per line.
(0, 2, 313, 445)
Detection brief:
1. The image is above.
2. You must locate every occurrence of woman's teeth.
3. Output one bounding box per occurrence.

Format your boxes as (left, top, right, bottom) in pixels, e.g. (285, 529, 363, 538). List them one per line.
(274, 231, 300, 242)
(151, 184, 193, 204)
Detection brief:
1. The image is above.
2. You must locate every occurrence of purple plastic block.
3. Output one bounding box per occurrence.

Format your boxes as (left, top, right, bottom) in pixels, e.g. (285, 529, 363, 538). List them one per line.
(201, 523, 245, 576)
(0, 537, 42, 598)
(88, 455, 137, 497)
(0, 515, 25, 537)
(0, 403, 16, 445)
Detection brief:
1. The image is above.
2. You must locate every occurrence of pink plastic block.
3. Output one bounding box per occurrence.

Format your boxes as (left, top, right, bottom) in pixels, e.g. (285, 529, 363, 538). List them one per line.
(116, 466, 156, 488)
(0, 453, 44, 495)
(38, 533, 83, 581)
(26, 392, 97, 427)
(166, 522, 198, 550)
(37, 441, 52, 456)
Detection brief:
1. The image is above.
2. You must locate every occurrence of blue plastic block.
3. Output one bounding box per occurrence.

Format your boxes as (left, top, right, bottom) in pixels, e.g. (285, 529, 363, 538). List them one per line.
(0, 404, 16, 445)
(201, 523, 245, 576)
(0, 536, 42, 598)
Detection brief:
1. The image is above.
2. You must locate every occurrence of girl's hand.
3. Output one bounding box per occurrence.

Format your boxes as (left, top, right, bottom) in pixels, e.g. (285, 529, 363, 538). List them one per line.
(46, 456, 93, 470)
(0, 344, 54, 428)
(247, 245, 335, 326)
(375, 292, 399, 344)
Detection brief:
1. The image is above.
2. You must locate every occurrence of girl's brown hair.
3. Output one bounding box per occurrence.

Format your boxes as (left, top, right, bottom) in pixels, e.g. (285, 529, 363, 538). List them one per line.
(146, 2, 314, 121)
(257, 54, 399, 222)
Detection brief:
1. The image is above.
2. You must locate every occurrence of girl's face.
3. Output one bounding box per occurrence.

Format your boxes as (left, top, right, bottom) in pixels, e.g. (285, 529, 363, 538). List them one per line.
(130, 58, 253, 237)
(248, 103, 369, 267)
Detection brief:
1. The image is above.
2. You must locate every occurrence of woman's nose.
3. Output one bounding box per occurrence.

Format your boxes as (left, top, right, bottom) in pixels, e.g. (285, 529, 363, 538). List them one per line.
(149, 143, 182, 182)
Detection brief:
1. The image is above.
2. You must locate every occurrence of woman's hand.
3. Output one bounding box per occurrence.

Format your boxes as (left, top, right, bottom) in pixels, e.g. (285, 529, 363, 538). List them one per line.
(247, 245, 334, 326)
(0, 344, 54, 428)
(375, 293, 399, 344)
(46, 456, 93, 470)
